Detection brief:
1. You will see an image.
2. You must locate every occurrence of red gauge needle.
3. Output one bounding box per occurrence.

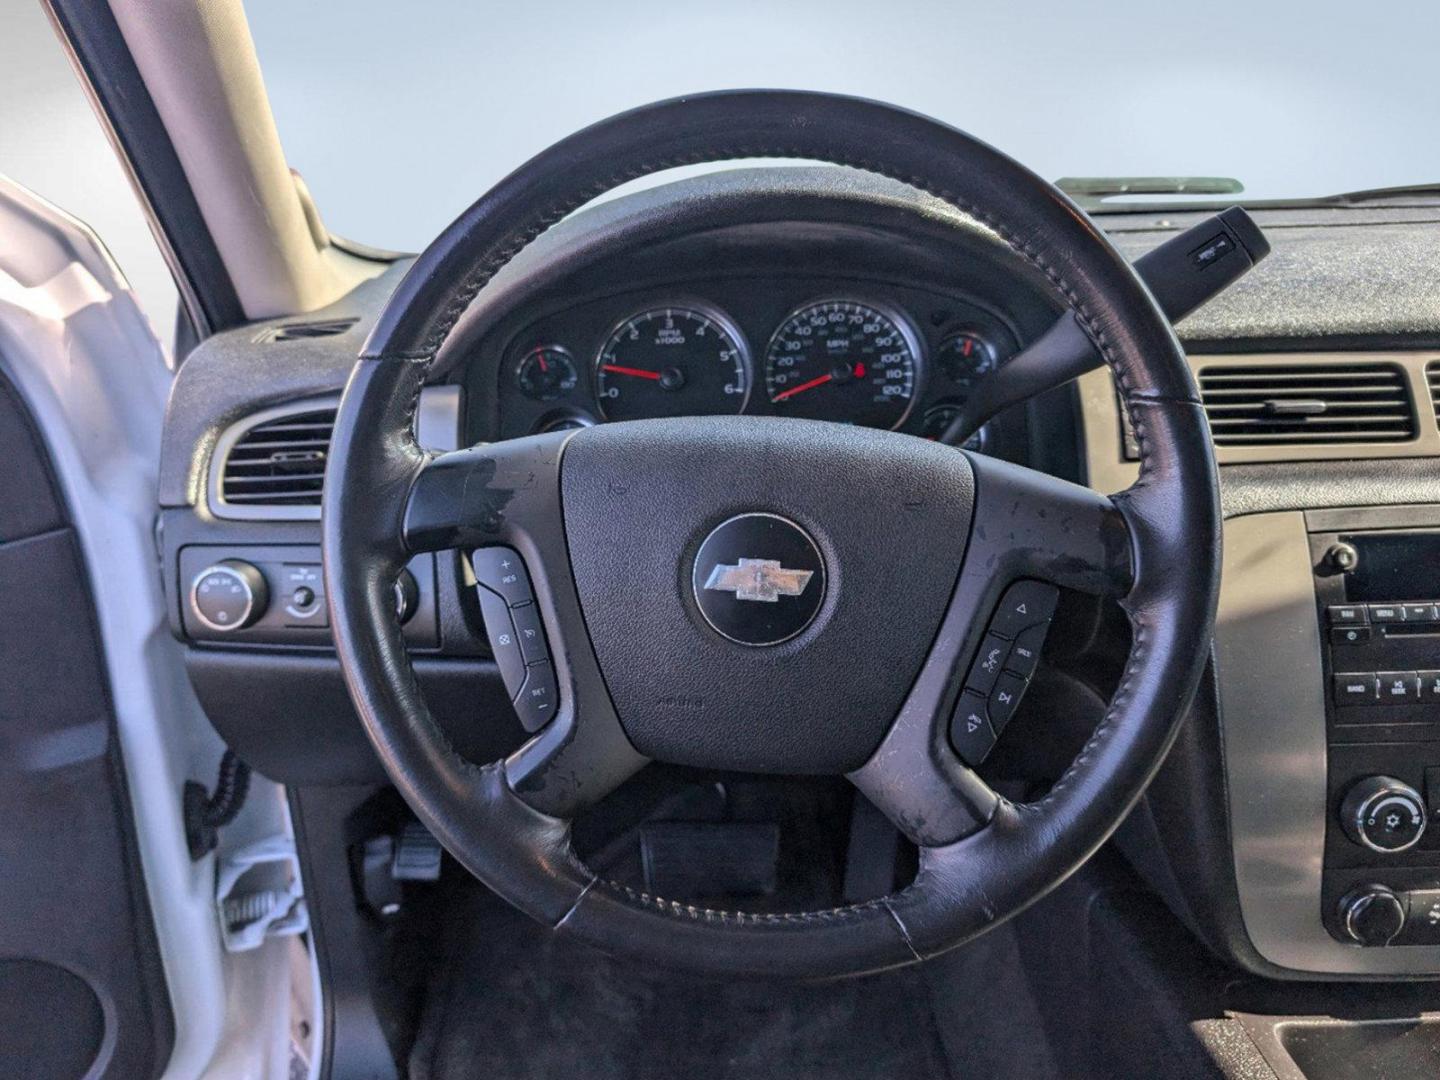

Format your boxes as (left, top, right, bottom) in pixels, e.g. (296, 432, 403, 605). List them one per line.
(601, 363, 662, 381)
(772, 372, 834, 402)
(535, 350, 548, 372)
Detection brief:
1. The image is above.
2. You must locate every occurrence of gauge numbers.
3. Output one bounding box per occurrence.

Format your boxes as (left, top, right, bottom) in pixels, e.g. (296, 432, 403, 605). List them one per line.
(764, 300, 920, 430)
(595, 306, 749, 422)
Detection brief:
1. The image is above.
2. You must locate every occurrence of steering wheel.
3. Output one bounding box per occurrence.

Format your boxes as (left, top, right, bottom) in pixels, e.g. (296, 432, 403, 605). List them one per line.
(323, 90, 1220, 978)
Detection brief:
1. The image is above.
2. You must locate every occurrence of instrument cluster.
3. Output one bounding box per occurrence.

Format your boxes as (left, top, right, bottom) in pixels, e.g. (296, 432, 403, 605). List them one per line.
(487, 280, 1018, 445)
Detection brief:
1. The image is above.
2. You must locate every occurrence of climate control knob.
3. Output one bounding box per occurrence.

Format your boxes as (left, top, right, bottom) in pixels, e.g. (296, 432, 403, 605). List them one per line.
(1337, 885, 1407, 946)
(1340, 776, 1427, 853)
(190, 559, 269, 632)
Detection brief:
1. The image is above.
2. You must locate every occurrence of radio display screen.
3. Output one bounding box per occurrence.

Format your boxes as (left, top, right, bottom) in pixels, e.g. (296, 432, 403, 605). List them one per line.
(1345, 532, 1440, 601)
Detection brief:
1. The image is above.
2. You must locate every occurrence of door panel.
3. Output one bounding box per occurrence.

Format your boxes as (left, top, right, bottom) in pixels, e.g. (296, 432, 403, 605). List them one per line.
(0, 371, 173, 1078)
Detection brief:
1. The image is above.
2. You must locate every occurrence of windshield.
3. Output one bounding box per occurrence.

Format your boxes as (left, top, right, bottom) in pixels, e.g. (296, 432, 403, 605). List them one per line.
(250, 2, 1439, 252)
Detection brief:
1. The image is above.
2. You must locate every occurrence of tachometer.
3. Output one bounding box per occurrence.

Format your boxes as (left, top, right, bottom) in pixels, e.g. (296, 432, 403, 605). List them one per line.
(595, 306, 749, 421)
(764, 300, 920, 429)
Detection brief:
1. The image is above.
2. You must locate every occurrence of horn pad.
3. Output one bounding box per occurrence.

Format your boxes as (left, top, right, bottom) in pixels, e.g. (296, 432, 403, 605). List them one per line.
(559, 416, 975, 773)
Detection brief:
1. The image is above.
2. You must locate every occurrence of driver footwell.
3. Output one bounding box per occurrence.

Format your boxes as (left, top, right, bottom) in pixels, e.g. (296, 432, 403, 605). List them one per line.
(407, 880, 1052, 1080)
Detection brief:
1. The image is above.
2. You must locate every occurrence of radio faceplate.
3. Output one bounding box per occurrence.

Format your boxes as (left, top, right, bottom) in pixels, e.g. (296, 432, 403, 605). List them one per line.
(1313, 526, 1440, 945)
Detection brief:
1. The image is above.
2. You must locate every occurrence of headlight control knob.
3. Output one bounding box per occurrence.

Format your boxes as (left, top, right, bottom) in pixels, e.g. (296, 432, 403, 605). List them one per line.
(1337, 885, 1407, 946)
(1340, 776, 1427, 854)
(190, 559, 269, 632)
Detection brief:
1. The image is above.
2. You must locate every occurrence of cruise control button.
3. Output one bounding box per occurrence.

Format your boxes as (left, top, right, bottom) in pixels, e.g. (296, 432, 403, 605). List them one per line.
(1377, 671, 1419, 703)
(989, 671, 1029, 732)
(949, 692, 996, 766)
(1005, 622, 1048, 679)
(965, 633, 1010, 696)
(1330, 626, 1372, 646)
(990, 580, 1058, 639)
(471, 547, 534, 607)
(1368, 603, 1405, 625)
(1333, 673, 1377, 705)
(1327, 604, 1368, 626)
(512, 660, 558, 732)
(510, 603, 549, 664)
(476, 584, 527, 693)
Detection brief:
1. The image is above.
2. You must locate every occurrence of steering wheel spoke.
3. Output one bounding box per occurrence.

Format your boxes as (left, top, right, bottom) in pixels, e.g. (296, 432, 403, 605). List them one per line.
(401, 432, 650, 816)
(850, 453, 1133, 847)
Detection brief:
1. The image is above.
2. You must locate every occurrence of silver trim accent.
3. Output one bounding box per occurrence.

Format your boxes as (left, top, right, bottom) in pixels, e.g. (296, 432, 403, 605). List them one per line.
(1348, 785, 1426, 855)
(1341, 886, 1406, 946)
(187, 563, 257, 633)
(207, 385, 462, 520)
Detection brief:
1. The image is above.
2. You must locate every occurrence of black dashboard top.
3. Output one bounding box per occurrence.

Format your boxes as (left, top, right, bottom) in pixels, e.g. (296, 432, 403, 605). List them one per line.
(160, 168, 1440, 509)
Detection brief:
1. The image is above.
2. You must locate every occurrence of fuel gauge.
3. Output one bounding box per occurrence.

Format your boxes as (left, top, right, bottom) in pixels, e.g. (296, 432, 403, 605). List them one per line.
(515, 345, 579, 402)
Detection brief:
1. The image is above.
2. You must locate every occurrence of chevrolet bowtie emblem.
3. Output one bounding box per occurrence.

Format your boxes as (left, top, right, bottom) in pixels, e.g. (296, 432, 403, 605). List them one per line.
(703, 558, 814, 603)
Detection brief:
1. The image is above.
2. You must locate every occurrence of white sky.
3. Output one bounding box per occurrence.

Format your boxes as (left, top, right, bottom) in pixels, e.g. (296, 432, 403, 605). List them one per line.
(6, 0, 1440, 331)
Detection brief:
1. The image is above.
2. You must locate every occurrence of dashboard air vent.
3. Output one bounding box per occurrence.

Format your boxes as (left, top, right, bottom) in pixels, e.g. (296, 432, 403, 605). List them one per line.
(253, 317, 358, 344)
(220, 407, 336, 507)
(1198, 362, 1414, 445)
(1427, 363, 1440, 422)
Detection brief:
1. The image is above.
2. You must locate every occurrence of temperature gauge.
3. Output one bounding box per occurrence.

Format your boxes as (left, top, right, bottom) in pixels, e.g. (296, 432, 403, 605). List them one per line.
(515, 346, 579, 402)
(933, 331, 999, 400)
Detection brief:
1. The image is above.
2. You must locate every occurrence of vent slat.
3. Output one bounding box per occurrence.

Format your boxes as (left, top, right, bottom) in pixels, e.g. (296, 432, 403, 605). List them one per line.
(252, 317, 359, 344)
(221, 407, 337, 507)
(1198, 362, 1414, 447)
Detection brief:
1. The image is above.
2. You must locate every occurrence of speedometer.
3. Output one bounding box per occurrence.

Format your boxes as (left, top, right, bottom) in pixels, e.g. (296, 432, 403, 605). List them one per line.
(764, 300, 920, 430)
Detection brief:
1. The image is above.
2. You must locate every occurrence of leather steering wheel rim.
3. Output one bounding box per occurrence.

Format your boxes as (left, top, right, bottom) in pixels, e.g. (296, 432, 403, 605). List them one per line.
(323, 90, 1221, 978)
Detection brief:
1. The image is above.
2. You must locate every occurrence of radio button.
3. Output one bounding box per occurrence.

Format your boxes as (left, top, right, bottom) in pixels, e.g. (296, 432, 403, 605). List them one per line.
(1377, 671, 1419, 703)
(1334, 673, 1378, 705)
(1368, 603, 1406, 624)
(1328, 604, 1368, 626)
(1330, 626, 1372, 646)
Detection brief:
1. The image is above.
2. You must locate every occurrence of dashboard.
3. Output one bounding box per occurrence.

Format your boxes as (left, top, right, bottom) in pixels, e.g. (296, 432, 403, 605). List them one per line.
(489, 279, 1017, 445)
(156, 165, 1440, 984)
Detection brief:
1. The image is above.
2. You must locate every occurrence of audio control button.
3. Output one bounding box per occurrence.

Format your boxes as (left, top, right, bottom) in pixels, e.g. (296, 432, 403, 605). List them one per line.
(1398, 889, 1440, 946)
(1341, 776, 1427, 853)
(1330, 626, 1372, 646)
(1328, 604, 1368, 626)
(1333, 673, 1378, 705)
(1338, 885, 1407, 946)
(1377, 671, 1419, 703)
(1368, 603, 1405, 624)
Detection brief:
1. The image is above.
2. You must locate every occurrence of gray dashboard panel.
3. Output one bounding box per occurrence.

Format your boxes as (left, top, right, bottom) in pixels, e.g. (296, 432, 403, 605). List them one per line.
(1218, 511, 1440, 975)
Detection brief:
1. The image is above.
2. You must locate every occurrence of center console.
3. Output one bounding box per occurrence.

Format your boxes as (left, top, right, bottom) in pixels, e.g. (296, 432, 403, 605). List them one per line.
(1217, 505, 1440, 976)
(1312, 523, 1440, 949)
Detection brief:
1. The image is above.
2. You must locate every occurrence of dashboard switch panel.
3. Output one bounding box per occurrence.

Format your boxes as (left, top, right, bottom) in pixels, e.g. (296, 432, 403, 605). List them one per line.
(470, 547, 558, 732)
(179, 544, 438, 648)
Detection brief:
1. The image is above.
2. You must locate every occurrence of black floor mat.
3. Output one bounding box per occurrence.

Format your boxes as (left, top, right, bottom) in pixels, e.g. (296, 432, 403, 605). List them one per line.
(409, 884, 955, 1080)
